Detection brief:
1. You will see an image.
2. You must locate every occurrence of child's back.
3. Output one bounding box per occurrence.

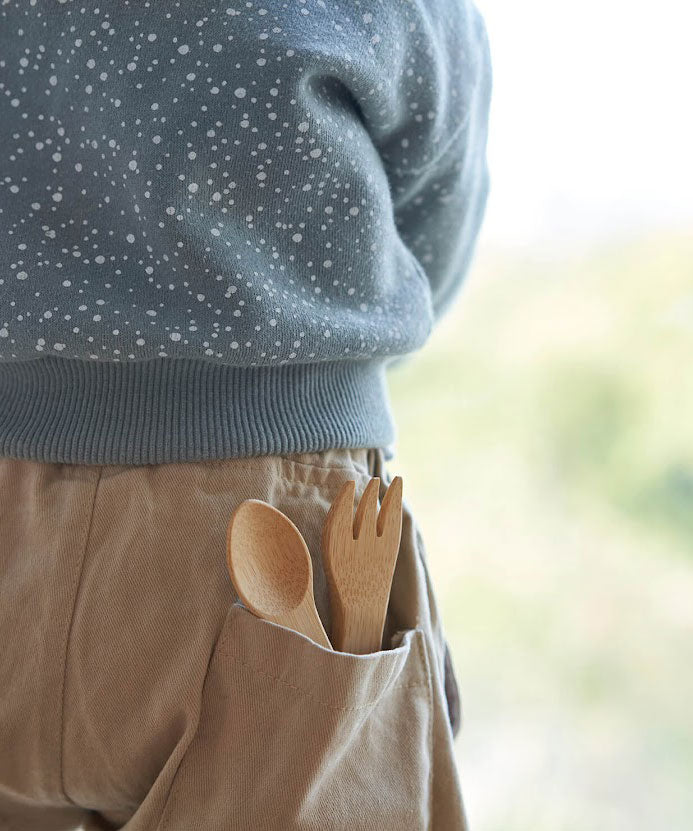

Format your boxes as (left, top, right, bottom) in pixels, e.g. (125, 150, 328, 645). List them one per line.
(0, 3, 491, 828)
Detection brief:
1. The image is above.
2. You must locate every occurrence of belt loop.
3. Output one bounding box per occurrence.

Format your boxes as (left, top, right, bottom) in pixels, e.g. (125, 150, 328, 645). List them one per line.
(368, 447, 390, 499)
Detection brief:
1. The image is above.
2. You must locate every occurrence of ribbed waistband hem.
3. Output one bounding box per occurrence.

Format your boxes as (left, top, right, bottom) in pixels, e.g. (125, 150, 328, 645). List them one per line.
(0, 357, 397, 466)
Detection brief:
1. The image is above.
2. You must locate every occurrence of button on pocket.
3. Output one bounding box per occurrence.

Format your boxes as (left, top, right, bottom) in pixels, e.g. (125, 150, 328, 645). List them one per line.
(159, 602, 434, 831)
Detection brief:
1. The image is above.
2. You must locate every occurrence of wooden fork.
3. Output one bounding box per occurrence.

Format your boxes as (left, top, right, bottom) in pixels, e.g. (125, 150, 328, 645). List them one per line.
(321, 476, 403, 654)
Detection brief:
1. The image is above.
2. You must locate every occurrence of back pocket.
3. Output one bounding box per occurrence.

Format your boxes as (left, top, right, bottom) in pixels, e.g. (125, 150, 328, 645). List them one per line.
(159, 602, 433, 831)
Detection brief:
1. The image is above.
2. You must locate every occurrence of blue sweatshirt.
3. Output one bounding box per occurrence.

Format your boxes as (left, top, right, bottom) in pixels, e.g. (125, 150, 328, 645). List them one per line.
(0, 0, 492, 465)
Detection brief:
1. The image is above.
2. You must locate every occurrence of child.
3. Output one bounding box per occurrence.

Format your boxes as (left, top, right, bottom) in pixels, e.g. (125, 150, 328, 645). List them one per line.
(0, 1, 492, 828)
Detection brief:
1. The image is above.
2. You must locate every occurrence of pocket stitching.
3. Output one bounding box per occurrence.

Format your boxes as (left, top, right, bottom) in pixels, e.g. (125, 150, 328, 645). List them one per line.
(216, 649, 428, 712)
(217, 604, 431, 710)
(405, 538, 436, 830)
(416, 628, 435, 831)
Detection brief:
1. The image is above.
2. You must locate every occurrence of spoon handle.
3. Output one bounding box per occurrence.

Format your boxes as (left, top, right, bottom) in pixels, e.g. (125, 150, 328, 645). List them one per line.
(265, 603, 333, 650)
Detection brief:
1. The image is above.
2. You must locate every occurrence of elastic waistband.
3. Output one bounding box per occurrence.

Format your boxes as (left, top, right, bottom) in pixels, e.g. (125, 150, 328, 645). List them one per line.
(0, 356, 397, 466)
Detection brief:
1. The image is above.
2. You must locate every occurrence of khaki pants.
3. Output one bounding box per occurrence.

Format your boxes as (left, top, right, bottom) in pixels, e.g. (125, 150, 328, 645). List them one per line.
(0, 447, 467, 830)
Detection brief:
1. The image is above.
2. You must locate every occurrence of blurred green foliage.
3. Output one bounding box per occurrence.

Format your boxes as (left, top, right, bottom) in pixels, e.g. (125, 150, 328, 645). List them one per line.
(387, 229, 693, 831)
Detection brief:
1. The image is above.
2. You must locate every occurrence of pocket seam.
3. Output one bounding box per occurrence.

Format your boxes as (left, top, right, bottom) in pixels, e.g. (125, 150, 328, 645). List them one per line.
(417, 628, 435, 830)
(216, 648, 429, 712)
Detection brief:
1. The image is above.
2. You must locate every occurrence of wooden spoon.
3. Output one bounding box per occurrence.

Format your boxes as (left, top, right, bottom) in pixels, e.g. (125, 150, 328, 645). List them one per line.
(321, 476, 403, 654)
(226, 499, 333, 649)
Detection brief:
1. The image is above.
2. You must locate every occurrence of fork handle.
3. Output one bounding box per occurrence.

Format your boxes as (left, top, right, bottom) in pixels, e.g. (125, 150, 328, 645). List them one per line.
(330, 597, 389, 655)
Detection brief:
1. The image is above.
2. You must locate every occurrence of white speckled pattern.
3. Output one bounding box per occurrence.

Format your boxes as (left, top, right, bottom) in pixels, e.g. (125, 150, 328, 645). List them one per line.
(0, 0, 491, 463)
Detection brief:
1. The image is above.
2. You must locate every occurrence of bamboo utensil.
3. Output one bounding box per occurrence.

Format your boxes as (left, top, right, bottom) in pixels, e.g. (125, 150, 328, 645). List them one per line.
(226, 499, 333, 650)
(321, 476, 403, 654)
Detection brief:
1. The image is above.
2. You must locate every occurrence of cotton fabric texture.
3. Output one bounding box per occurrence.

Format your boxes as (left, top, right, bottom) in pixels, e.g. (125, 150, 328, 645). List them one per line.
(0, 0, 492, 465)
(0, 446, 466, 830)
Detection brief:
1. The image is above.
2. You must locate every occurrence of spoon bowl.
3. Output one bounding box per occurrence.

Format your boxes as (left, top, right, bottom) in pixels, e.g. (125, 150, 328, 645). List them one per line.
(226, 499, 333, 649)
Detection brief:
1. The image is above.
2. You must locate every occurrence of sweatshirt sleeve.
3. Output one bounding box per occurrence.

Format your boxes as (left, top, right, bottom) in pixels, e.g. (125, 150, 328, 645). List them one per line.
(375, 0, 493, 328)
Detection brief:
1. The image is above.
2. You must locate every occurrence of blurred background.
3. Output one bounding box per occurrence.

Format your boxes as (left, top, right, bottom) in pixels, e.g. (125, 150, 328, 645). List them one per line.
(387, 1, 693, 829)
